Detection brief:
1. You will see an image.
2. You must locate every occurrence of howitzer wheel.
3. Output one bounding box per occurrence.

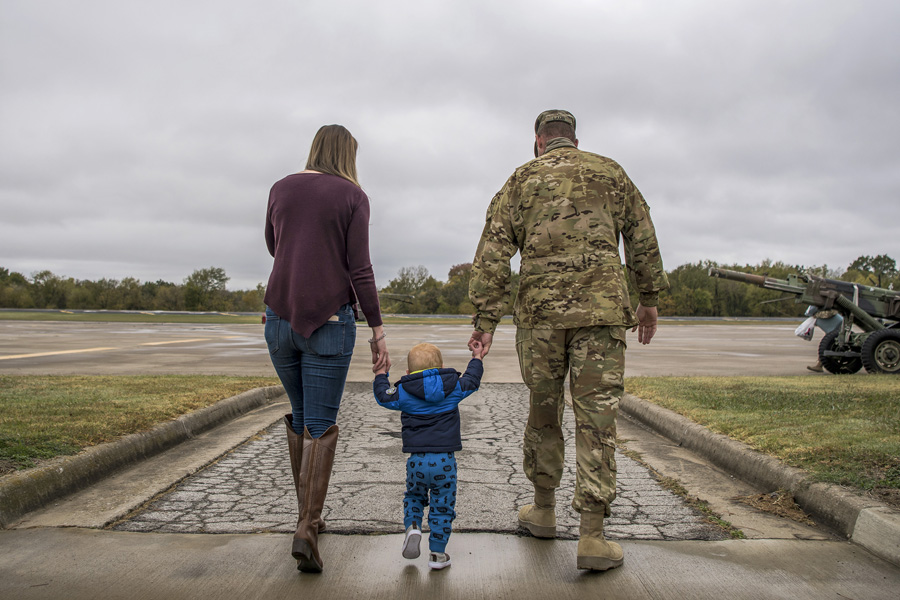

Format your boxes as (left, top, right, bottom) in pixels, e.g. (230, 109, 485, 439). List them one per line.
(818, 330, 863, 375)
(861, 329, 900, 374)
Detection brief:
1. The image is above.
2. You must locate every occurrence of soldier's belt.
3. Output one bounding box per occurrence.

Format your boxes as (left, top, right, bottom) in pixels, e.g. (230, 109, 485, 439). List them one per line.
(521, 251, 623, 273)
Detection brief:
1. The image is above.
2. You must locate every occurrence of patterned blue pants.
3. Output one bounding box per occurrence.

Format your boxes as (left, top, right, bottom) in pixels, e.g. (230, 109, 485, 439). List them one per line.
(404, 452, 457, 553)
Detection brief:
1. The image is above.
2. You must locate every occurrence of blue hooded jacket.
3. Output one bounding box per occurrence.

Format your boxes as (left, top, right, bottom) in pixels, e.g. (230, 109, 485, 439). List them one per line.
(373, 358, 483, 453)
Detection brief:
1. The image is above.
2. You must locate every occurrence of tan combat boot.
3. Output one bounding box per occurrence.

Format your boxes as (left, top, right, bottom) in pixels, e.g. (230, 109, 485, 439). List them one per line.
(517, 486, 557, 538)
(577, 511, 624, 571)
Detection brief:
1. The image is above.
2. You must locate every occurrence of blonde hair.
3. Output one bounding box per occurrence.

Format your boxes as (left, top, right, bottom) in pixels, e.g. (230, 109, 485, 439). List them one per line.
(305, 124, 360, 186)
(407, 343, 443, 372)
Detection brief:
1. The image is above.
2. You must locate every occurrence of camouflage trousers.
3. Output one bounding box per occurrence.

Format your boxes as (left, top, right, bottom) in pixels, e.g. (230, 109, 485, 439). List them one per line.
(515, 325, 626, 517)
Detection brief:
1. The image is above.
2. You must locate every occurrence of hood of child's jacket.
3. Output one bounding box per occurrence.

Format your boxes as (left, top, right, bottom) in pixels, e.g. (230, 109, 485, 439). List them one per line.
(397, 368, 461, 402)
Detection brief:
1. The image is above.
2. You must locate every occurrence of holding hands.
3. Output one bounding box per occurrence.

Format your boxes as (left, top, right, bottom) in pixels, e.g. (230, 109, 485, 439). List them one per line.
(468, 331, 492, 359)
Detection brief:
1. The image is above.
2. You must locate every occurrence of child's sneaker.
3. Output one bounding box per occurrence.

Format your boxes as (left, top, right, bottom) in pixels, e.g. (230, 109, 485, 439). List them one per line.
(428, 551, 451, 570)
(401, 523, 421, 559)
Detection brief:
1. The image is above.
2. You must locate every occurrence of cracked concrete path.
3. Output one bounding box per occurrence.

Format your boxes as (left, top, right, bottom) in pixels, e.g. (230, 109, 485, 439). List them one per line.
(113, 383, 725, 541)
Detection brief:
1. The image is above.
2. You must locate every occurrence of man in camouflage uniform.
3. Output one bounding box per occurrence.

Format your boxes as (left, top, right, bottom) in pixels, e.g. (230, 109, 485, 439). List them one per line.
(468, 109, 668, 571)
(804, 306, 843, 372)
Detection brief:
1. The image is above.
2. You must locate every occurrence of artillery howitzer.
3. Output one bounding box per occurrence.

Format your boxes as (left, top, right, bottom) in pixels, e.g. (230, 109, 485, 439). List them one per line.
(708, 268, 900, 374)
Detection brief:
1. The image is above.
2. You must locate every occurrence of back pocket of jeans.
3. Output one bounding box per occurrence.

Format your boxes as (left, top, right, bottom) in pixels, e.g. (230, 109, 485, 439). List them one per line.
(307, 321, 347, 356)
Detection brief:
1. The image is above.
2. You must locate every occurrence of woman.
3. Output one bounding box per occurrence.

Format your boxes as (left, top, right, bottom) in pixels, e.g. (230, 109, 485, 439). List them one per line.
(264, 124, 389, 573)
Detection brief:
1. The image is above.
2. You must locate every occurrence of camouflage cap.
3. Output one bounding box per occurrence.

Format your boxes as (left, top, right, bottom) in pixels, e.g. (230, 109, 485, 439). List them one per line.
(534, 109, 576, 134)
(534, 109, 576, 157)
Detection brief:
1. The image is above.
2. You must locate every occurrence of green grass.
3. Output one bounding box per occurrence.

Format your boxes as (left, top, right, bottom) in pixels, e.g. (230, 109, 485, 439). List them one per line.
(0, 375, 279, 471)
(625, 376, 900, 496)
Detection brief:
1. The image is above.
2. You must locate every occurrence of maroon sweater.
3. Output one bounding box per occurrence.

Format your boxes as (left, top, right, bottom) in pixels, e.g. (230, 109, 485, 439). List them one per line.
(264, 172, 383, 338)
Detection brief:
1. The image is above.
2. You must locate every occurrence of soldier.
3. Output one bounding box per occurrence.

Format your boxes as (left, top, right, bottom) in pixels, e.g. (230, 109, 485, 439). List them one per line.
(803, 306, 843, 372)
(467, 109, 668, 571)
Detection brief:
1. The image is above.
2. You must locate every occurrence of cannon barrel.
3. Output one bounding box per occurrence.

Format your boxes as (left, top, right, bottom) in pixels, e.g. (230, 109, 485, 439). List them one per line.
(708, 267, 805, 295)
(707, 268, 767, 287)
(708, 267, 899, 329)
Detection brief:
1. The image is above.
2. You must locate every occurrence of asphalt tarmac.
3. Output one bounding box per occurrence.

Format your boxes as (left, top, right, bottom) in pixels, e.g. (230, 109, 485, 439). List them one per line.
(0, 318, 831, 380)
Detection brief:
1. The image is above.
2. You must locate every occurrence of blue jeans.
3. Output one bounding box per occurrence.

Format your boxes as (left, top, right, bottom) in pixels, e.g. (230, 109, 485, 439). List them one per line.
(264, 305, 356, 438)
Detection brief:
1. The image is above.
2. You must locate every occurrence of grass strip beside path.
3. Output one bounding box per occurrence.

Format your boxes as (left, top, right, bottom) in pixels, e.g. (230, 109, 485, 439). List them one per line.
(626, 376, 900, 507)
(0, 375, 279, 473)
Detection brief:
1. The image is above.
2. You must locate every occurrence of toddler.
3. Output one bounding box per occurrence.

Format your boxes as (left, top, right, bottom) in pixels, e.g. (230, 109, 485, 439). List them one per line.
(373, 341, 483, 570)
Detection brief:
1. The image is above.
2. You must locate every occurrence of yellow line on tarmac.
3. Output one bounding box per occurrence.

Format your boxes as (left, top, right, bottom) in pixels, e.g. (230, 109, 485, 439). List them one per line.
(140, 338, 211, 346)
(1, 338, 219, 360)
(0, 347, 119, 361)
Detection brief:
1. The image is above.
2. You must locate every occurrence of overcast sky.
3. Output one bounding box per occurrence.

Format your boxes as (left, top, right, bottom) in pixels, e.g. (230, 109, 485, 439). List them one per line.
(2, 0, 898, 291)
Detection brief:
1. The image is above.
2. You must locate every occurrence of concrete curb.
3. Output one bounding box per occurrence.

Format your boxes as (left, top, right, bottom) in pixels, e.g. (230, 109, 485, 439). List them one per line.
(0, 385, 285, 528)
(621, 393, 900, 567)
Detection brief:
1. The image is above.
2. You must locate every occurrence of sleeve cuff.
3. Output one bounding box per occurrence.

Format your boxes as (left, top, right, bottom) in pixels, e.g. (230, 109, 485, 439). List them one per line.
(473, 316, 499, 335)
(639, 292, 659, 308)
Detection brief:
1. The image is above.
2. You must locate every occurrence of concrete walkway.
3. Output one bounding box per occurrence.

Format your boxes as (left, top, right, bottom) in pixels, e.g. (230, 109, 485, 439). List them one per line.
(110, 384, 725, 542)
(3, 528, 896, 600)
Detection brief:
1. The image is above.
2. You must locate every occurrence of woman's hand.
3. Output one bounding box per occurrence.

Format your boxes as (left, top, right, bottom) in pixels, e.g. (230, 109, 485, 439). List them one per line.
(369, 326, 391, 373)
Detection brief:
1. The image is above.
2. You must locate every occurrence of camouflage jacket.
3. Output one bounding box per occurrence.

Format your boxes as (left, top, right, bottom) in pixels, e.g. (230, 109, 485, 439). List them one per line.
(469, 138, 668, 334)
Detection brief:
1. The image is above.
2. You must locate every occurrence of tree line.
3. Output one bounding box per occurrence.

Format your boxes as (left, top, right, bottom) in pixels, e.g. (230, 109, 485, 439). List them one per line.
(377, 254, 898, 318)
(1, 254, 896, 317)
(658, 255, 897, 317)
(0, 267, 265, 313)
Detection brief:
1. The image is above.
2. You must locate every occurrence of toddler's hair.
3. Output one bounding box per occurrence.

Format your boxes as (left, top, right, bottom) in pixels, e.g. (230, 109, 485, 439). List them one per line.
(407, 343, 443, 372)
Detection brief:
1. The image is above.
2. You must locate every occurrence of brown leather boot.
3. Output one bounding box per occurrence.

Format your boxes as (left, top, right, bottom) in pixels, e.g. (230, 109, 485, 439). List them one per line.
(292, 424, 339, 573)
(577, 511, 624, 571)
(517, 486, 557, 538)
(284, 416, 326, 534)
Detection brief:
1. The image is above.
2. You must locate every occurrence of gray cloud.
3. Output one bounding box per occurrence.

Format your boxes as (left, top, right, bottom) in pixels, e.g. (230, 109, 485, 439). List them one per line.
(1, 0, 898, 292)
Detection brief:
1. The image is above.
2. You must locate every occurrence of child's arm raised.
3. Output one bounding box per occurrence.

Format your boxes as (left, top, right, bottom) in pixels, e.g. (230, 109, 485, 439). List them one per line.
(457, 356, 484, 396)
(373, 373, 402, 410)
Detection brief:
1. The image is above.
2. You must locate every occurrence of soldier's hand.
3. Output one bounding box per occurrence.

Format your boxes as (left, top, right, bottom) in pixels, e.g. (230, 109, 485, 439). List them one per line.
(468, 331, 493, 358)
(633, 304, 658, 345)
